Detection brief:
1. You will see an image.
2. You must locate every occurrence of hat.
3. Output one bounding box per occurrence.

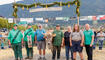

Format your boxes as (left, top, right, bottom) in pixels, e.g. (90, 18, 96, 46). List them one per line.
(56, 24, 60, 27)
(28, 23, 32, 26)
(38, 24, 42, 27)
(13, 24, 18, 27)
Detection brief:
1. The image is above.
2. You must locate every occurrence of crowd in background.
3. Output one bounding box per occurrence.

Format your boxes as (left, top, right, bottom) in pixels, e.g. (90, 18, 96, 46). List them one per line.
(0, 24, 105, 60)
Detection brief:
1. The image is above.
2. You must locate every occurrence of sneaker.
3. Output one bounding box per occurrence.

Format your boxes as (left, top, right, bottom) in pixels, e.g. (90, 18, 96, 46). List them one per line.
(29, 57, 33, 59)
(57, 59, 60, 60)
(15, 58, 18, 60)
(38, 57, 42, 60)
(43, 57, 46, 60)
(20, 58, 24, 60)
(25, 57, 29, 59)
(52, 59, 55, 60)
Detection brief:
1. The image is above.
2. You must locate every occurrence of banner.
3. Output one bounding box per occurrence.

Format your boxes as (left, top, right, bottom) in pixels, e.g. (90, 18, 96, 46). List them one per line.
(92, 16, 97, 20)
(35, 18, 43, 21)
(8, 18, 13, 23)
(30, 7, 62, 12)
(20, 18, 33, 23)
(80, 16, 88, 21)
(56, 17, 64, 20)
(88, 16, 93, 20)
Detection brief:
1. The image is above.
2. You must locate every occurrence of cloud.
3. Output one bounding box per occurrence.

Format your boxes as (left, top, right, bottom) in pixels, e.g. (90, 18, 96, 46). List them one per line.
(0, 0, 22, 5)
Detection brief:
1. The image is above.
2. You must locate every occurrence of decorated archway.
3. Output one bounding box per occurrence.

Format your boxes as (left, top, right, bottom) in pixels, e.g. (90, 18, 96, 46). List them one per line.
(12, 0, 80, 25)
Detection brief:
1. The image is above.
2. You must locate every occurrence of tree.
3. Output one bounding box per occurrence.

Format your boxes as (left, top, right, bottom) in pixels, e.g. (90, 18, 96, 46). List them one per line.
(0, 17, 14, 29)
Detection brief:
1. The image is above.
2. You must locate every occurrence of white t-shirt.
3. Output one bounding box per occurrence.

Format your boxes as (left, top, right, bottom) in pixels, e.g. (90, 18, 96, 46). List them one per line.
(97, 32, 105, 40)
(71, 30, 84, 41)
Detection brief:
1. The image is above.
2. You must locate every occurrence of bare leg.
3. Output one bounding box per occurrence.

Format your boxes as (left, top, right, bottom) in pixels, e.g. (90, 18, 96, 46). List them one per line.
(79, 52, 83, 60)
(73, 52, 76, 60)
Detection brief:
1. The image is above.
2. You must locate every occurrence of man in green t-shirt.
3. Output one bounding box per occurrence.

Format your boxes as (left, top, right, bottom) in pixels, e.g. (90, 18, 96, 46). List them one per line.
(84, 24, 94, 60)
(52, 24, 64, 60)
(8, 24, 23, 60)
(24, 24, 34, 59)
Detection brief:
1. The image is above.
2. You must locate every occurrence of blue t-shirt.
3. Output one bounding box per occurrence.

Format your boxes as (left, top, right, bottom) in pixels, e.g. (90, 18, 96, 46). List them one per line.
(35, 29, 46, 41)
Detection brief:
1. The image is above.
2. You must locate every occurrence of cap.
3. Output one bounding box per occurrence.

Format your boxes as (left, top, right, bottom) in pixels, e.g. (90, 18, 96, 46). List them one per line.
(13, 24, 18, 27)
(28, 23, 32, 26)
(56, 24, 60, 27)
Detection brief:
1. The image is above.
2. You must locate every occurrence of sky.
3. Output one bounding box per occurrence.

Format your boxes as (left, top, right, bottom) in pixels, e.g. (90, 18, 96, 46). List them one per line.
(0, 0, 22, 5)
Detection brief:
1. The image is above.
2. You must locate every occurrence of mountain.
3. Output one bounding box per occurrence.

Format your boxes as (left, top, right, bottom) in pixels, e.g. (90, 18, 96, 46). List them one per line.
(0, 0, 105, 18)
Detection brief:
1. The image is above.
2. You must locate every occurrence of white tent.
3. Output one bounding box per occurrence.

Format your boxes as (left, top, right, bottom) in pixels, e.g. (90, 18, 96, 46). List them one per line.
(0, 0, 22, 5)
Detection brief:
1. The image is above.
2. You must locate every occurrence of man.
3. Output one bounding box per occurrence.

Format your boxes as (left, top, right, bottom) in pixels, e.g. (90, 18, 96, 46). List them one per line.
(8, 24, 23, 60)
(97, 30, 105, 50)
(35, 24, 46, 60)
(64, 26, 73, 60)
(24, 24, 34, 59)
(52, 24, 64, 60)
(93, 30, 97, 49)
(84, 24, 94, 60)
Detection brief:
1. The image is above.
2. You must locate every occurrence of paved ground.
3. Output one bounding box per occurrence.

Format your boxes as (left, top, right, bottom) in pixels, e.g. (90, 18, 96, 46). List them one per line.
(0, 47, 105, 60)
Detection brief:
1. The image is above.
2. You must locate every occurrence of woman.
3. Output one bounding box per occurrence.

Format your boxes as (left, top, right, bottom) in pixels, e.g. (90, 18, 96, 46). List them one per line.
(70, 24, 84, 60)
(64, 26, 73, 60)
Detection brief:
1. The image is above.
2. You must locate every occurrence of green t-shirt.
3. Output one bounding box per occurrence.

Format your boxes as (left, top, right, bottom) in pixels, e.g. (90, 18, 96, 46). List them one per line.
(53, 30, 64, 46)
(84, 29, 94, 45)
(8, 29, 23, 44)
(24, 28, 34, 42)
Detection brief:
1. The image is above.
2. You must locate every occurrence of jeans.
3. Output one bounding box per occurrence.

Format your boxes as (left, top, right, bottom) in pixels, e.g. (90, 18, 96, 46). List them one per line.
(85, 45, 93, 60)
(65, 46, 73, 60)
(93, 38, 97, 49)
(52, 46, 61, 59)
(99, 40, 104, 50)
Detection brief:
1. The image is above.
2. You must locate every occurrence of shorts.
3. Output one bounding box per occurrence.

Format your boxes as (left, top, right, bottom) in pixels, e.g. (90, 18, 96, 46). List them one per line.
(72, 40, 83, 52)
(37, 40, 46, 50)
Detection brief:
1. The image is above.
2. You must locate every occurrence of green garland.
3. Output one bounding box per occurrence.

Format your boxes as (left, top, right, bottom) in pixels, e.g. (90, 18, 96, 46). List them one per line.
(13, 0, 80, 18)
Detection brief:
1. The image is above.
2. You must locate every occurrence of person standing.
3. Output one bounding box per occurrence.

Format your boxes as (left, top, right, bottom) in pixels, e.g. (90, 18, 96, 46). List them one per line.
(97, 30, 105, 50)
(24, 24, 34, 59)
(70, 24, 84, 60)
(8, 24, 23, 60)
(84, 24, 94, 60)
(52, 24, 64, 60)
(64, 26, 73, 60)
(35, 24, 46, 60)
(93, 30, 97, 49)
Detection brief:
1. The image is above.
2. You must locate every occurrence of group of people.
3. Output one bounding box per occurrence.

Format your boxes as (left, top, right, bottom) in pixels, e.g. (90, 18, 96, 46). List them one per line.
(8, 23, 103, 60)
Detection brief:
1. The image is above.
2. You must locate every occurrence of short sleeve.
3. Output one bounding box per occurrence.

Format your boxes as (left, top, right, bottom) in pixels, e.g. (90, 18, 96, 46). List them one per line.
(97, 33, 100, 37)
(8, 31, 11, 40)
(52, 30, 55, 34)
(43, 29, 46, 33)
(61, 31, 64, 38)
(103, 33, 105, 36)
(34, 30, 37, 36)
(91, 30, 94, 36)
(70, 32, 73, 38)
(20, 32, 23, 39)
(80, 30, 84, 37)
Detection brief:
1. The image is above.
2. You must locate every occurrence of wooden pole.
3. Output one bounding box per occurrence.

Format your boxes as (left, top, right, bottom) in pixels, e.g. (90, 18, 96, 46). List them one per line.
(77, 16, 79, 25)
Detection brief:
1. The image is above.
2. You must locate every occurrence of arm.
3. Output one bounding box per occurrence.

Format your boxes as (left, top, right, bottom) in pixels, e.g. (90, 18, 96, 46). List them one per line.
(80, 31, 84, 46)
(61, 32, 64, 46)
(90, 30, 94, 47)
(70, 34, 72, 46)
(90, 35, 94, 47)
(8, 32, 11, 45)
(81, 35, 84, 46)
(62, 37, 64, 46)
(34, 31, 37, 43)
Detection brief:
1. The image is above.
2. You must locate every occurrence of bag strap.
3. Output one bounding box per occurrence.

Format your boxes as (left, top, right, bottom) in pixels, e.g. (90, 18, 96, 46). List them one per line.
(12, 30, 20, 44)
(24, 29, 32, 37)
